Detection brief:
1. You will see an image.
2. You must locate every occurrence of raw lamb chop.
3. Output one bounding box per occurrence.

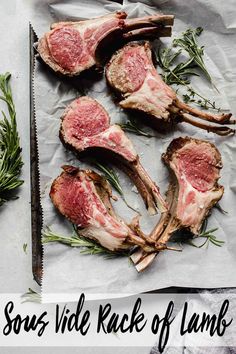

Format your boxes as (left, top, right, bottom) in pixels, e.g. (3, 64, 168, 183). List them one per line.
(131, 137, 224, 271)
(50, 165, 158, 252)
(37, 12, 174, 76)
(59, 96, 167, 214)
(106, 42, 235, 136)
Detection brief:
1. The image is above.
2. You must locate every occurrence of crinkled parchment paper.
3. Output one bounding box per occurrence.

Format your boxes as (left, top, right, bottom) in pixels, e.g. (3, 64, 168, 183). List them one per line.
(32, 0, 236, 302)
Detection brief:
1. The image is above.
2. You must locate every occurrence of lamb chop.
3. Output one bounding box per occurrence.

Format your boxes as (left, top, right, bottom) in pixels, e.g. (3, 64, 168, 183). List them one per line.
(60, 96, 167, 215)
(37, 12, 174, 76)
(50, 165, 158, 252)
(106, 42, 235, 136)
(131, 137, 224, 271)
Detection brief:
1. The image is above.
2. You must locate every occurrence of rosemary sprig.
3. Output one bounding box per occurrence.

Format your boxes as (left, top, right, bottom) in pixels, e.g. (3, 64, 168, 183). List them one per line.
(42, 227, 129, 258)
(0, 72, 23, 206)
(215, 202, 228, 214)
(182, 87, 221, 111)
(21, 288, 41, 303)
(157, 47, 198, 85)
(94, 162, 123, 195)
(93, 162, 139, 213)
(157, 28, 221, 111)
(173, 27, 213, 84)
(119, 118, 154, 138)
(171, 219, 224, 249)
(187, 218, 224, 248)
(192, 228, 225, 248)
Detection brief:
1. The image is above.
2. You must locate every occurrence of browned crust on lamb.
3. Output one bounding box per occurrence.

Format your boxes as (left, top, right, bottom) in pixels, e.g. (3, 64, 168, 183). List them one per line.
(37, 35, 73, 76)
(59, 96, 111, 151)
(105, 41, 149, 95)
(162, 136, 222, 166)
(49, 166, 78, 223)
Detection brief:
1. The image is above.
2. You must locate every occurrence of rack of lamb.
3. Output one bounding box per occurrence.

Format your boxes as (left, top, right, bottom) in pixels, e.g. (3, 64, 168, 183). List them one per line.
(131, 137, 224, 271)
(106, 42, 235, 136)
(37, 12, 174, 76)
(50, 165, 161, 253)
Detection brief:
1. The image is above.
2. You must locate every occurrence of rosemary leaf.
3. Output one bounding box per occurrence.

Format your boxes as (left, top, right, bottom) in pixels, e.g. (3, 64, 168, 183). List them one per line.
(173, 27, 212, 84)
(215, 203, 228, 214)
(200, 227, 219, 236)
(0, 72, 24, 206)
(157, 28, 221, 111)
(42, 227, 130, 258)
(93, 162, 123, 195)
(93, 161, 139, 213)
(119, 119, 154, 138)
(172, 222, 224, 249)
(197, 227, 224, 248)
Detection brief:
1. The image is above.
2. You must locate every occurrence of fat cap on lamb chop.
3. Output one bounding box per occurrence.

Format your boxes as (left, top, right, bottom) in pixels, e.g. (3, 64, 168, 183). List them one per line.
(106, 42, 235, 136)
(131, 136, 224, 271)
(37, 12, 174, 76)
(59, 96, 167, 215)
(50, 165, 160, 253)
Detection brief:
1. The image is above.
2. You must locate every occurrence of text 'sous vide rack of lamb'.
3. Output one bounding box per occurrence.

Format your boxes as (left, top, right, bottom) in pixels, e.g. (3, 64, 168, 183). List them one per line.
(31, 5, 235, 292)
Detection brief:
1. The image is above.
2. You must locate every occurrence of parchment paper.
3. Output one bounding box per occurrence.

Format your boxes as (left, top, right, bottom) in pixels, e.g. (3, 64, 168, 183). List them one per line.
(33, 0, 236, 302)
